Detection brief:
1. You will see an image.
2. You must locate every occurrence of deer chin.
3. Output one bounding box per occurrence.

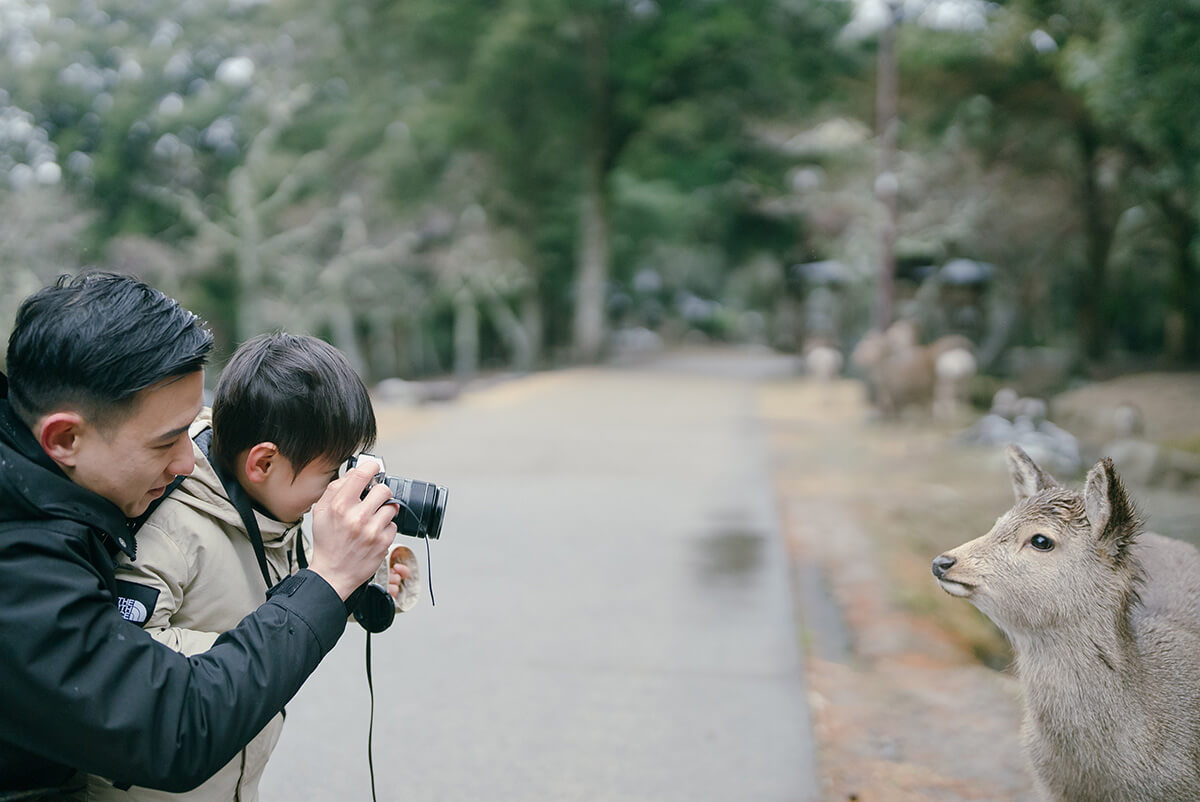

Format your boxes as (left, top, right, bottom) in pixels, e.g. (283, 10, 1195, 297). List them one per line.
(937, 578, 975, 598)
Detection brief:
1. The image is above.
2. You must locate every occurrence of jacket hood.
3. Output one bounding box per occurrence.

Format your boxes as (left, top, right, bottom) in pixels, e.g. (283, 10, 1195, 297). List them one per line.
(173, 409, 295, 545)
(0, 376, 133, 555)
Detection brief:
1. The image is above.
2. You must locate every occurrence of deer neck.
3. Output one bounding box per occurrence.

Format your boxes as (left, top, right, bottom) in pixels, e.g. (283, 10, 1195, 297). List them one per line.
(1011, 598, 1145, 731)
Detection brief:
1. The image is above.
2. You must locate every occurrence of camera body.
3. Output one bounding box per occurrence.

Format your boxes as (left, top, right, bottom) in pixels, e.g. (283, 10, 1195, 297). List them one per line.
(343, 454, 446, 633)
(346, 454, 448, 540)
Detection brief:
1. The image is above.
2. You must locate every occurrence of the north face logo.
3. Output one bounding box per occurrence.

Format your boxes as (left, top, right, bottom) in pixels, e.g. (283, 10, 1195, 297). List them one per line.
(114, 580, 159, 627)
(117, 597, 148, 624)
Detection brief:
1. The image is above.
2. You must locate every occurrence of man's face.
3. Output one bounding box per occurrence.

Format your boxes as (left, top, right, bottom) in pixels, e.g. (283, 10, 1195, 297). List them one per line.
(70, 371, 205, 517)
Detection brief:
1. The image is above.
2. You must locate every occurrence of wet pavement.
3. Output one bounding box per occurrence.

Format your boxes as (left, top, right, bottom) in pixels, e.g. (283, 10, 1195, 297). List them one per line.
(261, 348, 820, 801)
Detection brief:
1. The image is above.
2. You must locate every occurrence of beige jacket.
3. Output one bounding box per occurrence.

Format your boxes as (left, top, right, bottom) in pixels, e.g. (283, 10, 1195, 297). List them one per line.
(86, 410, 419, 802)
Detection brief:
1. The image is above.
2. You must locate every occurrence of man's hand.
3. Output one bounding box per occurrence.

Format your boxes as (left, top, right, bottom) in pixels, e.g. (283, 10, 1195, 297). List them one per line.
(307, 458, 398, 600)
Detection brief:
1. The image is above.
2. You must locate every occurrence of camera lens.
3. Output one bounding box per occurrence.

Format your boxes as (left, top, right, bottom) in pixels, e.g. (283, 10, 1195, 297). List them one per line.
(384, 477, 448, 539)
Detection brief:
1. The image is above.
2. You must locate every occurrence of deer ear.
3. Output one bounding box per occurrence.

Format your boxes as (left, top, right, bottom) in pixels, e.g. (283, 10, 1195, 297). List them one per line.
(1084, 458, 1137, 552)
(1006, 445, 1059, 501)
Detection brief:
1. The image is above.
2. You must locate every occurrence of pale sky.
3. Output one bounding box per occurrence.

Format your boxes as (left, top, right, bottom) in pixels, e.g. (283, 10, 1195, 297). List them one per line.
(845, 0, 994, 38)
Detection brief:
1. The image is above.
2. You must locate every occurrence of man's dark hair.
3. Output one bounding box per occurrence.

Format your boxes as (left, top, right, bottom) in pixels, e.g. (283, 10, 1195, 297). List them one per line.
(211, 332, 376, 477)
(6, 271, 213, 429)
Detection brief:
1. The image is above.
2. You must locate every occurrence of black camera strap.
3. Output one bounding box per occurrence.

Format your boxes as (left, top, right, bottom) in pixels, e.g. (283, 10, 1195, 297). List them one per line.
(196, 429, 276, 592)
(366, 632, 378, 802)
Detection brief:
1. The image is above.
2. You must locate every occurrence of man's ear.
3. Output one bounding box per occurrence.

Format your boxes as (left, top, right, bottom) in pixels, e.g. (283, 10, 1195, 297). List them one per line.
(241, 443, 280, 485)
(38, 412, 88, 467)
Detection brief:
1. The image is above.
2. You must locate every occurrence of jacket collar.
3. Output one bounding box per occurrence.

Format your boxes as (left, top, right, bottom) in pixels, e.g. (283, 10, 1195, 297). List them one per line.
(0, 373, 136, 558)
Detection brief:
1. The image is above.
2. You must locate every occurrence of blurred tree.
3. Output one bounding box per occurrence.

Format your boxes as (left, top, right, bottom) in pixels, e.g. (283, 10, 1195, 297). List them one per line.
(455, 0, 854, 360)
(3, 0, 861, 374)
(141, 83, 329, 343)
(896, 0, 1200, 366)
(873, 0, 900, 332)
(1, 0, 319, 351)
(897, 2, 1132, 364)
(1086, 0, 1200, 360)
(0, 185, 93, 363)
(22, 0, 1200, 377)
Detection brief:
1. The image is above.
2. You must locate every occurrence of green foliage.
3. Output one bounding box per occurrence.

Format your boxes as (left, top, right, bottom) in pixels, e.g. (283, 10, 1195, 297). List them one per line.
(9, 0, 1200, 376)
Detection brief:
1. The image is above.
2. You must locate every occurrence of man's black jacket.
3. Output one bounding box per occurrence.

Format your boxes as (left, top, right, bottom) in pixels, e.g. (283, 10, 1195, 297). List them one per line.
(0, 378, 348, 795)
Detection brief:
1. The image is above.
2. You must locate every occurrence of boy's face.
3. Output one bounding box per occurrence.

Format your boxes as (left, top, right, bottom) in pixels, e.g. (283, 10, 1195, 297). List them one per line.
(69, 372, 204, 517)
(256, 453, 344, 523)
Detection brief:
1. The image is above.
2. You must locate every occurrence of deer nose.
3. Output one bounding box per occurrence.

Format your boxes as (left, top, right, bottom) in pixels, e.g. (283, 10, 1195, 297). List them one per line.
(932, 554, 956, 579)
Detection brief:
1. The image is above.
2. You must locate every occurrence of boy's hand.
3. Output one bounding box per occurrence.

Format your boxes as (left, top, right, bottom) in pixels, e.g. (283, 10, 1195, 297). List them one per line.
(387, 545, 415, 601)
(307, 458, 398, 601)
(386, 544, 422, 612)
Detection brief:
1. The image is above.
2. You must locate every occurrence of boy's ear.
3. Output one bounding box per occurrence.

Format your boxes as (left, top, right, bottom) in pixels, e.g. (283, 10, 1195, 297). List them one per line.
(38, 412, 88, 467)
(242, 443, 280, 484)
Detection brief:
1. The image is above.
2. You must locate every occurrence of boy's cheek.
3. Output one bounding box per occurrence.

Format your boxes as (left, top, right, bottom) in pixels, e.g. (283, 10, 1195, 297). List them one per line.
(307, 482, 333, 510)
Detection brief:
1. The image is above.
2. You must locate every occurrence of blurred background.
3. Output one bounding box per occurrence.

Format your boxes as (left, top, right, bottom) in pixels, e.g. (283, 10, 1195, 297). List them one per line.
(3, 0, 1199, 381)
(3, 0, 1200, 799)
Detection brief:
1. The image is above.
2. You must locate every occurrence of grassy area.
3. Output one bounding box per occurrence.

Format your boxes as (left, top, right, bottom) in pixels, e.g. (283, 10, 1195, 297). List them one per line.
(1170, 434, 1200, 455)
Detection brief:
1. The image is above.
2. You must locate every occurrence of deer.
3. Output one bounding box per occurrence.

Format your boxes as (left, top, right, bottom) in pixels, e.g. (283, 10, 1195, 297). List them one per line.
(932, 445, 1200, 801)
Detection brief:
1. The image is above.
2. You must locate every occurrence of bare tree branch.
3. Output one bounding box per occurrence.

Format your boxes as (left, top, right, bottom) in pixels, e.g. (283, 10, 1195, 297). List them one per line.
(136, 182, 239, 250)
(244, 84, 314, 174)
(259, 208, 342, 257)
(258, 149, 331, 220)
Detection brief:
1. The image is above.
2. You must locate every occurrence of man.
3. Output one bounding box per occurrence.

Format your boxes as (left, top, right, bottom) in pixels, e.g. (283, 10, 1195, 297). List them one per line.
(0, 272, 398, 799)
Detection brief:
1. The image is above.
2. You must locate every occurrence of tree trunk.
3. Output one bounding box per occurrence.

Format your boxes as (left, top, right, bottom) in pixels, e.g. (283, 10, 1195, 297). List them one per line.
(454, 286, 479, 380)
(327, 303, 367, 378)
(1165, 213, 1199, 361)
(231, 169, 263, 343)
(521, 288, 543, 369)
(368, 307, 398, 380)
(476, 278, 532, 372)
(872, 4, 900, 333)
(573, 146, 610, 362)
(407, 315, 425, 376)
(573, 15, 612, 363)
(1077, 124, 1115, 363)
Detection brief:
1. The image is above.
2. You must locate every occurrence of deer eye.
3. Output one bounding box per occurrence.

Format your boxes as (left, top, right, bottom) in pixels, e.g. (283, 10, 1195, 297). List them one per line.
(1030, 534, 1054, 551)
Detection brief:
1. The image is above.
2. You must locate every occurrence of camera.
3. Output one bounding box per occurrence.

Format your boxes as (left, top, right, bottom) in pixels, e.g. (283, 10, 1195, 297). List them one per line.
(345, 454, 448, 540)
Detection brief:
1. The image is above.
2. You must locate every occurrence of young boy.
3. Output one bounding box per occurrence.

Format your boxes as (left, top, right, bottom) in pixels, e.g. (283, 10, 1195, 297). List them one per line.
(88, 332, 419, 802)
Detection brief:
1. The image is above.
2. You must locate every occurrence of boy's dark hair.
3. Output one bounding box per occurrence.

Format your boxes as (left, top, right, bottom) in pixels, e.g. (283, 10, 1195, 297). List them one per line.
(211, 332, 376, 477)
(6, 271, 213, 430)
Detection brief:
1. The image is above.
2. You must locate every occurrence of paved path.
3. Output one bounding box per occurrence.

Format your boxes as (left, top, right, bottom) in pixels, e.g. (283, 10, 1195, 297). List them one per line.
(261, 350, 820, 801)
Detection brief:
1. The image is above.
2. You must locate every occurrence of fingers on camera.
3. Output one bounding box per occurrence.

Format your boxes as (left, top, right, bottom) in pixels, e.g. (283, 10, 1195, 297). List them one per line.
(361, 484, 396, 536)
(364, 482, 393, 508)
(331, 461, 380, 499)
(352, 458, 383, 479)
